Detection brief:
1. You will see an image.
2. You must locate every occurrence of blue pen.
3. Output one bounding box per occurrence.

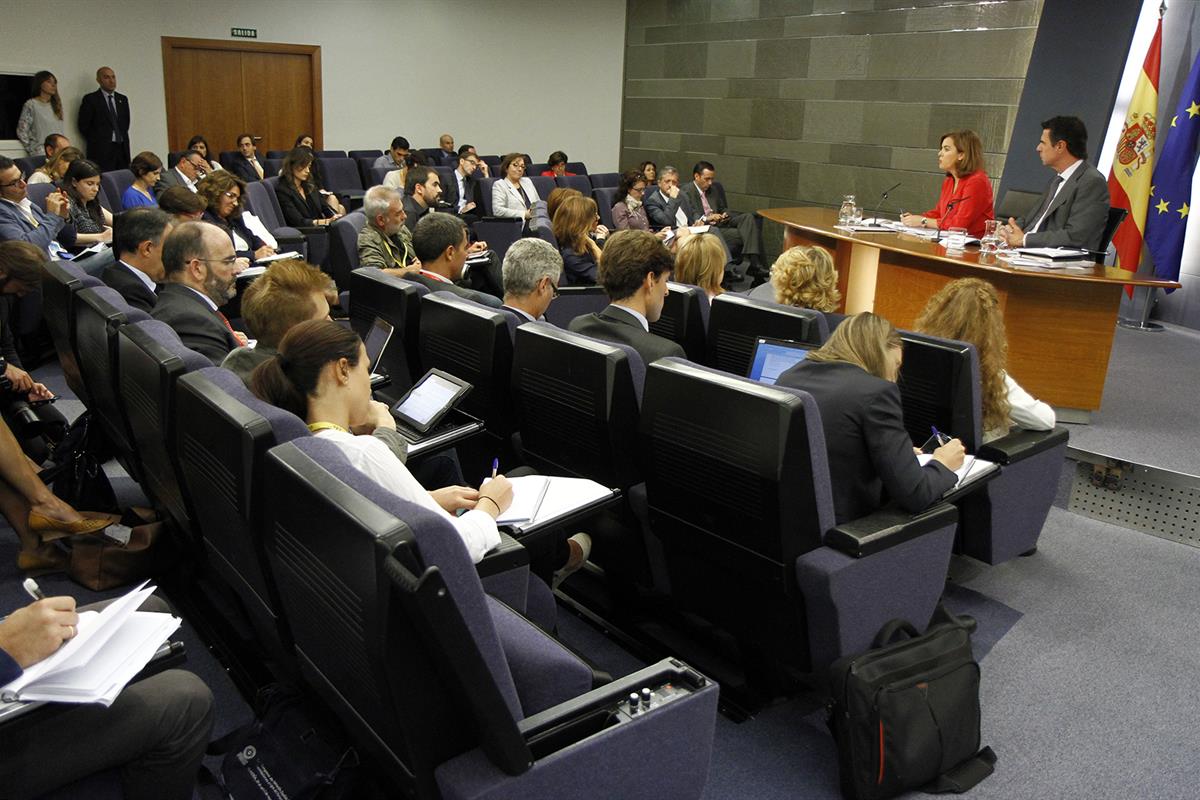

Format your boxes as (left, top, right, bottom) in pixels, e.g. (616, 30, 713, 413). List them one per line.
(931, 425, 949, 445)
(491, 458, 499, 479)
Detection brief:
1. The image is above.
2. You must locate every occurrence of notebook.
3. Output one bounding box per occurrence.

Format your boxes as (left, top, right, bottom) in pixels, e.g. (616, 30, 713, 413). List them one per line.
(482, 475, 615, 532)
(917, 453, 999, 491)
(747, 337, 811, 385)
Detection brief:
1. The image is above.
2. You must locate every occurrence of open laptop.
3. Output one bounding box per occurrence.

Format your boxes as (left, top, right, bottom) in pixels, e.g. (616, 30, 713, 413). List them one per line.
(747, 337, 811, 385)
(363, 318, 394, 388)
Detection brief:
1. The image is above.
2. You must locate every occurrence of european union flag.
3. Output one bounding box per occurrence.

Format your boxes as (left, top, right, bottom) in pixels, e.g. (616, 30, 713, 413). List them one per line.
(1145, 50, 1200, 284)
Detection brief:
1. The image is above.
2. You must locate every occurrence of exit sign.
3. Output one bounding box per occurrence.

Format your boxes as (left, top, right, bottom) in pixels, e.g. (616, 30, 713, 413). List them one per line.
(231, 27, 257, 38)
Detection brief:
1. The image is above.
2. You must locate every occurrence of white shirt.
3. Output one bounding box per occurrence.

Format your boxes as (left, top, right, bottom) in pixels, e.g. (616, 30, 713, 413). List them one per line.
(3, 196, 37, 226)
(119, 260, 156, 292)
(1027, 159, 1083, 236)
(455, 171, 469, 212)
(314, 429, 500, 563)
(505, 305, 536, 322)
(182, 284, 218, 311)
(983, 372, 1057, 443)
(174, 167, 197, 192)
(610, 304, 649, 332)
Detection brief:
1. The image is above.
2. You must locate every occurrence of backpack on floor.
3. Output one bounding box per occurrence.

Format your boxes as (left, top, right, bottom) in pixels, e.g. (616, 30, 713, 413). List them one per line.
(826, 605, 996, 800)
(199, 685, 361, 800)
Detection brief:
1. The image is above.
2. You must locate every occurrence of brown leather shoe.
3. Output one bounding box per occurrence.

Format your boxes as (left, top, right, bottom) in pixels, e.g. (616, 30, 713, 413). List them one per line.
(28, 511, 119, 542)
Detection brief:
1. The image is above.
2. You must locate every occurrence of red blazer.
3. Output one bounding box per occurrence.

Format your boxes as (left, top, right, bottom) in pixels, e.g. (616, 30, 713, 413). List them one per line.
(541, 170, 576, 178)
(922, 170, 994, 238)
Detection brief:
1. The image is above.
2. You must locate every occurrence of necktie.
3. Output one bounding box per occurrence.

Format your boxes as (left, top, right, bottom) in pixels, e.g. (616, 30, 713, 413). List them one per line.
(699, 185, 713, 216)
(252, 158, 264, 180)
(1028, 176, 1063, 233)
(216, 310, 237, 339)
(106, 94, 123, 143)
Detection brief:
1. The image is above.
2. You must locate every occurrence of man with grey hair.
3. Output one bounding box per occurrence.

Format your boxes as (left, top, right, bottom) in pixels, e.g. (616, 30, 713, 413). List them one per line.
(151, 221, 246, 364)
(644, 165, 688, 230)
(501, 238, 563, 323)
(357, 185, 417, 276)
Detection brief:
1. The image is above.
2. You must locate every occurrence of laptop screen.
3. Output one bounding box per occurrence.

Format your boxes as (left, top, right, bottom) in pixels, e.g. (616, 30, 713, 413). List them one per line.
(747, 337, 810, 385)
(363, 318, 394, 373)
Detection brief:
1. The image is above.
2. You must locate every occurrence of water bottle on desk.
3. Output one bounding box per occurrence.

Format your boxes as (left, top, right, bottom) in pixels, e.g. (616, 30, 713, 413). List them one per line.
(838, 195, 857, 226)
(980, 219, 1002, 253)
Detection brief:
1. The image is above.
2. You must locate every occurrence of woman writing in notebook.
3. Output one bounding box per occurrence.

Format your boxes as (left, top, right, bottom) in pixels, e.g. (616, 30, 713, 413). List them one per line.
(775, 312, 965, 524)
(251, 320, 512, 563)
(900, 129, 994, 238)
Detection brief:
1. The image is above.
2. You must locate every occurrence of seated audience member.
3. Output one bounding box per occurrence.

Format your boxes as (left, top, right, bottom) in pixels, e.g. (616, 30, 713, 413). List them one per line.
(222, 259, 330, 382)
(502, 238, 563, 322)
(644, 165, 688, 230)
(681, 160, 763, 276)
(228, 133, 265, 183)
(568, 229, 684, 365)
(186, 135, 223, 172)
(613, 170, 666, 235)
(374, 136, 411, 170)
(157, 185, 207, 222)
(914, 277, 1055, 441)
(103, 207, 173, 312)
(1000, 115, 1110, 251)
(640, 161, 657, 184)
(767, 245, 842, 313)
(382, 163, 408, 193)
(294, 133, 315, 150)
(0, 405, 113, 570)
(197, 171, 275, 262)
(152, 221, 246, 364)
(122, 151, 162, 209)
(546, 186, 581, 225)
(292, 141, 346, 218)
(672, 233, 725, 300)
(435, 133, 457, 166)
(275, 147, 340, 228)
(27, 145, 81, 186)
(409, 212, 501, 307)
(458, 144, 489, 177)
(542, 150, 575, 178)
(251, 319, 513, 563)
(0, 155, 69, 249)
(43, 132, 70, 161)
(445, 150, 482, 221)
(155, 150, 207, 194)
(403, 165, 442, 232)
(358, 185, 417, 275)
(900, 129, 994, 237)
(554, 195, 604, 285)
(491, 153, 539, 221)
(776, 312, 964, 524)
(63, 159, 114, 247)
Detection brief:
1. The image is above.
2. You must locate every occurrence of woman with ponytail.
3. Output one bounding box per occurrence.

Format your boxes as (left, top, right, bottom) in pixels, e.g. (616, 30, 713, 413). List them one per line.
(250, 319, 513, 563)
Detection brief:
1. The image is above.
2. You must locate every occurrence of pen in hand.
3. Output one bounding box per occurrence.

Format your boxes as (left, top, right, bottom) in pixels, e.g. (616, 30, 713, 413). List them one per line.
(23, 577, 46, 601)
(491, 458, 499, 480)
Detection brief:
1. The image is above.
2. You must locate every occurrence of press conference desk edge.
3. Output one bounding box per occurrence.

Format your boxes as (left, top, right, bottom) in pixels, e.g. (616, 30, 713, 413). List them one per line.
(758, 207, 1181, 416)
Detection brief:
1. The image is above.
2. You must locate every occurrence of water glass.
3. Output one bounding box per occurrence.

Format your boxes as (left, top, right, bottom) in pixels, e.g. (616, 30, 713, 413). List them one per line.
(980, 219, 1001, 253)
(838, 195, 856, 226)
(943, 227, 969, 251)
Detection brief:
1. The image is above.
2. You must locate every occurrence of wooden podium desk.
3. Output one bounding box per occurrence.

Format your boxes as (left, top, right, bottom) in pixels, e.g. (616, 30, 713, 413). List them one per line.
(758, 207, 1180, 416)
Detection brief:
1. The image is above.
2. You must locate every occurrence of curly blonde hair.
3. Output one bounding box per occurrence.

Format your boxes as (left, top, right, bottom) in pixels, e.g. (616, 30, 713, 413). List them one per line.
(770, 246, 840, 312)
(913, 278, 1012, 434)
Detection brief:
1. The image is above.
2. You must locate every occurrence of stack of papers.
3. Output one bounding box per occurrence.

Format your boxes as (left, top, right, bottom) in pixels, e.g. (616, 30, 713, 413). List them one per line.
(917, 454, 999, 491)
(254, 250, 303, 265)
(0, 582, 180, 706)
(484, 475, 615, 532)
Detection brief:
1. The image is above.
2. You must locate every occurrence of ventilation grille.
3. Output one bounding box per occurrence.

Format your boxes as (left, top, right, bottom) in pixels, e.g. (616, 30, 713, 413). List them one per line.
(713, 329, 754, 375)
(1068, 461, 1200, 547)
(650, 312, 677, 341)
(519, 367, 604, 451)
(181, 433, 239, 510)
(651, 412, 764, 519)
(424, 332, 480, 377)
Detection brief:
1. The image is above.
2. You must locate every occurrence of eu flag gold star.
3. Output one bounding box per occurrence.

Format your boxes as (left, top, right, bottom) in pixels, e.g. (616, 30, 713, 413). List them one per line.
(1189, 101, 1200, 118)
(1156, 199, 1170, 214)
(1179, 202, 1191, 219)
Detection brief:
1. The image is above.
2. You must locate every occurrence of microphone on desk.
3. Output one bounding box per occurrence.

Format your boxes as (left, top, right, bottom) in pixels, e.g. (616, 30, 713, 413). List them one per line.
(870, 182, 902, 223)
(934, 196, 972, 239)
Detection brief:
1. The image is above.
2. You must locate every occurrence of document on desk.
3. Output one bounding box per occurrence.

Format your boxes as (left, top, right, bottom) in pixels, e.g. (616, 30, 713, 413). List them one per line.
(486, 475, 615, 531)
(253, 250, 303, 265)
(917, 453, 998, 490)
(0, 582, 180, 706)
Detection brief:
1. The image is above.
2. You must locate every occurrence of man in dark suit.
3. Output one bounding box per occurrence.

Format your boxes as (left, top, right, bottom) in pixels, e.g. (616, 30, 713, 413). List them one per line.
(680, 160, 764, 279)
(443, 151, 483, 224)
(644, 166, 689, 229)
(434, 134, 458, 167)
(403, 166, 442, 233)
(568, 229, 684, 365)
(155, 151, 207, 196)
(501, 238, 562, 323)
(227, 133, 265, 184)
(76, 66, 130, 172)
(102, 208, 173, 313)
(409, 212, 502, 308)
(151, 221, 244, 364)
(1001, 116, 1111, 253)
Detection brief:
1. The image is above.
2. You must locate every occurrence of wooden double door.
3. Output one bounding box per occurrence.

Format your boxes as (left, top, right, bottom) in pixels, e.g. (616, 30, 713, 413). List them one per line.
(162, 37, 323, 155)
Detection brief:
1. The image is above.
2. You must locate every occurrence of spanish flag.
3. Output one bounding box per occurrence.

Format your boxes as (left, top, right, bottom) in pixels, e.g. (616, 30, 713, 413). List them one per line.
(1107, 16, 1162, 283)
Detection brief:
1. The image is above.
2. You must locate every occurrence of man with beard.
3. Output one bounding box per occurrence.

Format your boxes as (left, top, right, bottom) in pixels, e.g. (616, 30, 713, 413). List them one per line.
(152, 221, 246, 364)
(357, 185, 418, 275)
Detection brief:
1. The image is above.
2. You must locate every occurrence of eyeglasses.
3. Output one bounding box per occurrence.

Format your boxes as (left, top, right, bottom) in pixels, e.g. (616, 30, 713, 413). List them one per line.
(544, 279, 560, 298)
(221, 191, 241, 200)
(198, 256, 239, 267)
(0, 174, 27, 189)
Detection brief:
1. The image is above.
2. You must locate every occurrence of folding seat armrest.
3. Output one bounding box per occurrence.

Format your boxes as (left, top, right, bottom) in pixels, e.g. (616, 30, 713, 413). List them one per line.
(477, 531, 529, 579)
(825, 502, 958, 558)
(979, 426, 1070, 465)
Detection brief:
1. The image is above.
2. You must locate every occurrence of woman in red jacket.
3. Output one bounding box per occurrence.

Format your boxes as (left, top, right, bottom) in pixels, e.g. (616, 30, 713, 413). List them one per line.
(900, 129, 994, 238)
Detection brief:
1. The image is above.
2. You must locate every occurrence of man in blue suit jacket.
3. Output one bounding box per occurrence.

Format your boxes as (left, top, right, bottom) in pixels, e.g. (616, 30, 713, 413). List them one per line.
(0, 156, 70, 250)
